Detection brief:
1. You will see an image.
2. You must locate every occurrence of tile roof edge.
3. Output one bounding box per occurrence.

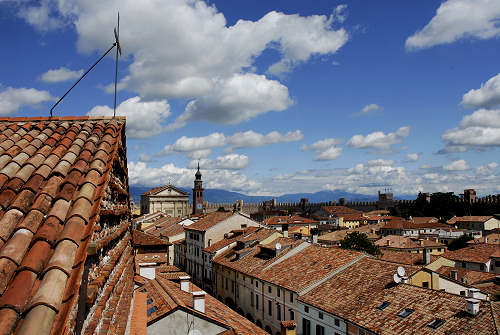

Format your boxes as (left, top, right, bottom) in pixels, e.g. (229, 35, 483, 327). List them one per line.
(261, 241, 311, 271)
(298, 254, 367, 296)
(0, 116, 126, 122)
(489, 301, 500, 335)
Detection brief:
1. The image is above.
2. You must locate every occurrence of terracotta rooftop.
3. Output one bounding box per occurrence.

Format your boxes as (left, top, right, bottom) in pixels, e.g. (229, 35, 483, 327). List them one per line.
(203, 227, 259, 253)
(129, 291, 147, 335)
(141, 184, 189, 196)
(132, 229, 169, 246)
(365, 210, 390, 216)
(318, 206, 360, 215)
(256, 245, 363, 293)
(377, 250, 425, 266)
(448, 216, 495, 224)
(318, 223, 383, 243)
(382, 219, 449, 230)
(442, 244, 500, 264)
(185, 210, 234, 231)
(0, 117, 131, 334)
(263, 215, 318, 226)
(376, 235, 446, 249)
(435, 265, 497, 285)
(410, 216, 439, 224)
(339, 213, 366, 221)
(139, 275, 267, 335)
(300, 258, 499, 334)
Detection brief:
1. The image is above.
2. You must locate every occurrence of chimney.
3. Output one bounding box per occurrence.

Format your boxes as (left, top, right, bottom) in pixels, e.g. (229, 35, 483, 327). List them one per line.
(180, 275, 191, 293)
(193, 291, 206, 313)
(311, 228, 319, 244)
(466, 298, 480, 316)
(282, 224, 289, 238)
(451, 269, 458, 281)
(468, 288, 480, 299)
(280, 320, 297, 335)
(387, 240, 391, 246)
(423, 249, 431, 265)
(484, 236, 488, 244)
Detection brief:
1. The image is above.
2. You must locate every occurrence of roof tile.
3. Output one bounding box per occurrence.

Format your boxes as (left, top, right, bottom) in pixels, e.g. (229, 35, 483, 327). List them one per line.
(10, 189, 35, 214)
(15, 210, 44, 233)
(57, 216, 86, 246)
(0, 258, 17, 294)
(0, 270, 37, 313)
(44, 240, 78, 276)
(67, 198, 92, 223)
(46, 199, 70, 223)
(18, 240, 52, 274)
(23, 174, 45, 194)
(33, 217, 63, 246)
(31, 194, 52, 214)
(0, 189, 16, 209)
(0, 209, 24, 242)
(28, 269, 68, 312)
(0, 306, 18, 335)
(0, 229, 33, 265)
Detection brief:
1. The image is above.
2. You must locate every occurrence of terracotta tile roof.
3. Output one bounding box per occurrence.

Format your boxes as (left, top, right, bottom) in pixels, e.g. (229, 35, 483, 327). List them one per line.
(300, 258, 498, 334)
(365, 210, 390, 216)
(435, 265, 497, 285)
(132, 229, 169, 246)
(319, 223, 383, 243)
(142, 216, 183, 235)
(448, 216, 495, 224)
(203, 227, 259, 253)
(376, 235, 446, 249)
(442, 244, 500, 264)
(410, 216, 438, 224)
(319, 206, 360, 215)
(0, 117, 133, 335)
(185, 211, 233, 231)
(473, 280, 500, 298)
(377, 250, 425, 266)
(135, 252, 168, 264)
(130, 291, 147, 335)
(382, 219, 449, 230)
(339, 213, 366, 221)
(256, 245, 363, 293)
(140, 276, 267, 334)
(263, 215, 318, 226)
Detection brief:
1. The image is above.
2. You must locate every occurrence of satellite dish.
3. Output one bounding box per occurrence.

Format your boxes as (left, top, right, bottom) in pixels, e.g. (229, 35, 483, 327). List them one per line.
(275, 243, 282, 250)
(393, 273, 402, 284)
(397, 266, 406, 277)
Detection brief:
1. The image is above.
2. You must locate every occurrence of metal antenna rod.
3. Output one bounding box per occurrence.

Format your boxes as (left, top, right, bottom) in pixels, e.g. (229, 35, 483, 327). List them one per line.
(49, 43, 116, 118)
(113, 12, 121, 117)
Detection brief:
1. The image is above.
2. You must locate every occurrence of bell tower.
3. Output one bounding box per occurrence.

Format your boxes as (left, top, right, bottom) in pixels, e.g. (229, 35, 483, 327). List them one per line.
(192, 162, 204, 215)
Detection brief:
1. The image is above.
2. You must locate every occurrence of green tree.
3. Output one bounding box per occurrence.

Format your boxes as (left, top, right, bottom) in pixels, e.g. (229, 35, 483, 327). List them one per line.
(447, 234, 474, 251)
(340, 231, 381, 255)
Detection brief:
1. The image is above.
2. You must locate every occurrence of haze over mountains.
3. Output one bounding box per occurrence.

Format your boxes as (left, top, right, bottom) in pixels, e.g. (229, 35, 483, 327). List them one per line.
(129, 186, 403, 205)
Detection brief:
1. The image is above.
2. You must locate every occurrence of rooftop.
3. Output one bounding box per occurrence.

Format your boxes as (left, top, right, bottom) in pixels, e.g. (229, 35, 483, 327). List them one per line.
(185, 210, 234, 231)
(442, 244, 500, 264)
(318, 206, 361, 215)
(376, 235, 446, 249)
(448, 216, 495, 224)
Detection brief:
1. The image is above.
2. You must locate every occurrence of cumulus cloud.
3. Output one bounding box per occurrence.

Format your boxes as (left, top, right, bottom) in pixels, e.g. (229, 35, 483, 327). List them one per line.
(476, 162, 498, 175)
(360, 103, 383, 115)
(128, 161, 261, 191)
(14, 0, 350, 130)
(462, 72, 500, 109)
(301, 138, 343, 161)
(138, 154, 152, 162)
(441, 109, 500, 152)
(405, 153, 420, 162)
(159, 130, 303, 156)
(406, 0, 500, 50)
(189, 154, 249, 170)
(87, 96, 171, 139)
(0, 86, 54, 115)
(346, 126, 410, 154)
(40, 67, 84, 83)
(443, 159, 470, 171)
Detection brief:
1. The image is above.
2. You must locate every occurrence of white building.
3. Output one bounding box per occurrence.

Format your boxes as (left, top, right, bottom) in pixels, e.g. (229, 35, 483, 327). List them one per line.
(140, 184, 189, 216)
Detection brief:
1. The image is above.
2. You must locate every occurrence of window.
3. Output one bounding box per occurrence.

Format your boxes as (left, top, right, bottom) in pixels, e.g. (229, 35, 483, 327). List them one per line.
(256, 295, 259, 309)
(225, 278, 228, 289)
(277, 303, 281, 321)
(427, 318, 445, 329)
(251, 292, 254, 306)
(437, 248, 442, 252)
(146, 298, 153, 304)
(302, 318, 311, 335)
(462, 262, 466, 268)
(480, 264, 485, 271)
(315, 325, 325, 335)
(268, 286, 272, 294)
(422, 281, 429, 288)
(376, 301, 390, 310)
(289, 309, 294, 320)
(147, 306, 158, 316)
(460, 290, 466, 296)
(334, 318, 340, 327)
(251, 278, 254, 285)
(318, 311, 323, 319)
(359, 329, 366, 335)
(268, 300, 272, 316)
(277, 288, 281, 297)
(397, 308, 414, 318)
(256, 281, 259, 288)
(290, 292, 293, 303)
(304, 306, 309, 313)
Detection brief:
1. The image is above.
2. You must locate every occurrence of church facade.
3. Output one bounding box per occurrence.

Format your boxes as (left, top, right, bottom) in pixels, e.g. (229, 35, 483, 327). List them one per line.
(140, 184, 190, 216)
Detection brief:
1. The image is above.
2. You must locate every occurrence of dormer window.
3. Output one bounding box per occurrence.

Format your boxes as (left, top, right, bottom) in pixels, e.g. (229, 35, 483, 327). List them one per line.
(376, 301, 390, 310)
(397, 308, 414, 318)
(427, 318, 445, 329)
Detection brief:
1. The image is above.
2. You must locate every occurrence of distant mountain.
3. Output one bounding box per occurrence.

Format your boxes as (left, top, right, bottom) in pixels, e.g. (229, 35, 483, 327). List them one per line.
(129, 186, 399, 205)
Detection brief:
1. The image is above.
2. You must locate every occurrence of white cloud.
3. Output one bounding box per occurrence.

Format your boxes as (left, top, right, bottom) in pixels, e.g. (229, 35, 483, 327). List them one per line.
(301, 138, 343, 161)
(346, 126, 410, 154)
(189, 154, 249, 170)
(367, 159, 395, 166)
(462, 73, 500, 109)
(138, 154, 152, 162)
(406, 153, 420, 161)
(159, 130, 303, 156)
(443, 159, 470, 171)
(15, 0, 349, 130)
(0, 86, 54, 115)
(87, 96, 170, 139)
(406, 0, 500, 50)
(228, 130, 303, 149)
(441, 109, 500, 151)
(476, 162, 498, 175)
(360, 103, 383, 114)
(40, 67, 84, 83)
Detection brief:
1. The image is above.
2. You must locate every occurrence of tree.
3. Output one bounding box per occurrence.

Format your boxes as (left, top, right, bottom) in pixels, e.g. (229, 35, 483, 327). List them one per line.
(340, 231, 381, 256)
(447, 234, 474, 251)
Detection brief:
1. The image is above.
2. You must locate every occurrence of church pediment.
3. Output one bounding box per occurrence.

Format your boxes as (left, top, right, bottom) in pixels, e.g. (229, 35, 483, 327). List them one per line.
(153, 185, 190, 197)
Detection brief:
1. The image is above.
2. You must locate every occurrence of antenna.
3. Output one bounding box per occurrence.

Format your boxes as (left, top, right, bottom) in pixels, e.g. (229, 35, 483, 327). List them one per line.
(393, 273, 402, 284)
(393, 266, 407, 284)
(49, 12, 122, 118)
(397, 266, 406, 277)
(113, 11, 122, 117)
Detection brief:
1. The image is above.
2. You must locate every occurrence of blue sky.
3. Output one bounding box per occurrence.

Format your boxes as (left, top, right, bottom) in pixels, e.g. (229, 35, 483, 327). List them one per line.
(1, 0, 500, 197)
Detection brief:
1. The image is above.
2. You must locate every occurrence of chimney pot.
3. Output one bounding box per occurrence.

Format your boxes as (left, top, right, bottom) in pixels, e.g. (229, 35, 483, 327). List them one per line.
(466, 298, 480, 316)
(180, 275, 191, 293)
(193, 291, 206, 313)
(451, 270, 458, 281)
(468, 288, 480, 299)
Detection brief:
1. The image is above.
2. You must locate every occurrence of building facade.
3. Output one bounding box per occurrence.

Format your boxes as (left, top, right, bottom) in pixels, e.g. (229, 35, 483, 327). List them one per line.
(140, 184, 189, 216)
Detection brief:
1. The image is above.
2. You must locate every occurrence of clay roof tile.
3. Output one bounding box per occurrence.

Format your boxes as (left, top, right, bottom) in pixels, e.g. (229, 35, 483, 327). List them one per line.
(31, 194, 52, 214)
(46, 199, 70, 223)
(67, 198, 92, 223)
(11, 153, 29, 167)
(44, 240, 78, 276)
(0, 258, 17, 294)
(18, 240, 52, 274)
(0, 189, 17, 209)
(0, 306, 18, 334)
(0, 270, 37, 313)
(0, 209, 24, 242)
(40, 175, 62, 199)
(1, 161, 21, 179)
(23, 174, 45, 194)
(57, 216, 86, 246)
(33, 164, 51, 180)
(0, 229, 33, 265)
(33, 217, 63, 246)
(52, 160, 72, 177)
(15, 210, 44, 233)
(43, 154, 59, 169)
(10, 189, 35, 214)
